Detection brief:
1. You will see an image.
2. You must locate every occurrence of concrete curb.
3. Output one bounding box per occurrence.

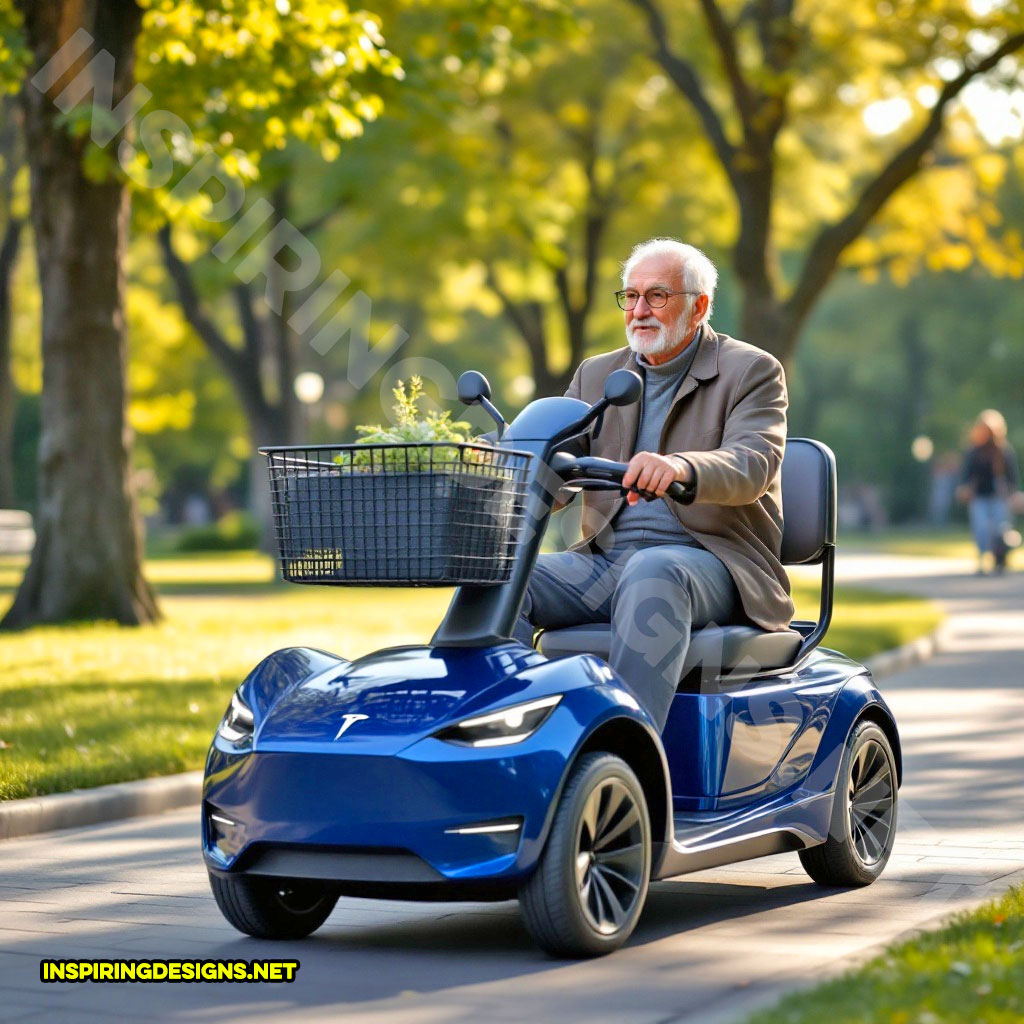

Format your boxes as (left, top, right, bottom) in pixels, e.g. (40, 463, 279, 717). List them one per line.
(0, 624, 946, 843)
(0, 770, 202, 841)
(864, 622, 946, 680)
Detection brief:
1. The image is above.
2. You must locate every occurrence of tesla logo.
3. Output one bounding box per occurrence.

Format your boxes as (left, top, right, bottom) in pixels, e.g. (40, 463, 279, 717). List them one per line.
(333, 713, 368, 740)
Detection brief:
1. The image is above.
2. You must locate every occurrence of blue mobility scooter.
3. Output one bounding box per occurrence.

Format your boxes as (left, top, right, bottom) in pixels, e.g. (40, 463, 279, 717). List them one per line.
(203, 369, 901, 957)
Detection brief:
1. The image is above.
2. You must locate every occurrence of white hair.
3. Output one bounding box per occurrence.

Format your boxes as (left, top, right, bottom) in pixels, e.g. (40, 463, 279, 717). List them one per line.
(621, 238, 718, 323)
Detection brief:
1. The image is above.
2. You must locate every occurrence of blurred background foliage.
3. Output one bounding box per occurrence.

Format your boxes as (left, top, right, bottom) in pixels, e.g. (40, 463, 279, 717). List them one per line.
(1, 0, 1022, 542)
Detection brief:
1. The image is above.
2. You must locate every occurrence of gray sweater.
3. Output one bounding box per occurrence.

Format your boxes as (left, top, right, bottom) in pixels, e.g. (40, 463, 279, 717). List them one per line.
(610, 330, 702, 548)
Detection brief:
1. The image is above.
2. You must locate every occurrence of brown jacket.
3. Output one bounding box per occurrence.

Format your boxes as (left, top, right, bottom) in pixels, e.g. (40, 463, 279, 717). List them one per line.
(563, 326, 794, 632)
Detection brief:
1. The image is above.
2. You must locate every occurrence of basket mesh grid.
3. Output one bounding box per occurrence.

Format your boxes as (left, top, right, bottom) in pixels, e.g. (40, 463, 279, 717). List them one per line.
(264, 442, 532, 586)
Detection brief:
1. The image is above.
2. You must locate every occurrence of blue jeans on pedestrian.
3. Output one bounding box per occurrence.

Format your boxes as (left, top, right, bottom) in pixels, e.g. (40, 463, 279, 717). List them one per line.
(969, 495, 1009, 556)
(513, 542, 740, 731)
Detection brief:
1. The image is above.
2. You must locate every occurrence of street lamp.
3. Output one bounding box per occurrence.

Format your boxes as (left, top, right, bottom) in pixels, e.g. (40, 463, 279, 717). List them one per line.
(294, 371, 325, 405)
(294, 372, 325, 441)
(911, 435, 933, 463)
(509, 375, 535, 401)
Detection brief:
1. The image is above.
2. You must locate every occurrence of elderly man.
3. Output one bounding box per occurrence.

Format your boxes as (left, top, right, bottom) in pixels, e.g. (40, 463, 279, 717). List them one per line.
(514, 237, 795, 731)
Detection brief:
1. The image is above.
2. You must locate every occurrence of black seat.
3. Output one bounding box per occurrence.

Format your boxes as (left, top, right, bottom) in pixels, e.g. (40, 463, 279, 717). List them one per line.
(536, 438, 837, 683)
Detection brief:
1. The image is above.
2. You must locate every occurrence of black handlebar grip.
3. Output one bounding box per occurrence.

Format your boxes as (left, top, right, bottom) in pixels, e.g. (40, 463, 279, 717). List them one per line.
(664, 480, 694, 504)
(560, 456, 695, 504)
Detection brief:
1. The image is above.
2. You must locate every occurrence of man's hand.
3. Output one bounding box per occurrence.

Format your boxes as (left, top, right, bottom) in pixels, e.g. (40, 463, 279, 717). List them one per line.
(621, 452, 692, 505)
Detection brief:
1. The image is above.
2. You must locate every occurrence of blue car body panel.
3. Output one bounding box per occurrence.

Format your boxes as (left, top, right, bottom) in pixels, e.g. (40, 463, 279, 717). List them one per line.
(202, 640, 898, 888)
(204, 643, 663, 880)
(663, 648, 879, 812)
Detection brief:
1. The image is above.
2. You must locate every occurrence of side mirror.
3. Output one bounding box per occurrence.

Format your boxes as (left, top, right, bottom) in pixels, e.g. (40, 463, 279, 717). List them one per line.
(457, 369, 506, 440)
(457, 370, 492, 406)
(603, 369, 642, 407)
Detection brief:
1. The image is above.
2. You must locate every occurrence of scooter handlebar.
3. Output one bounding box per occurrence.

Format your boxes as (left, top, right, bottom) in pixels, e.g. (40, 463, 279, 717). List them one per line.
(555, 455, 695, 505)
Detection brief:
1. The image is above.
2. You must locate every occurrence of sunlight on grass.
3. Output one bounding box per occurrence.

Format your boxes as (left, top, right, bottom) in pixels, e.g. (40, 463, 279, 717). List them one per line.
(0, 552, 940, 800)
(843, 528, 985, 561)
(746, 885, 1024, 1023)
(798, 582, 943, 664)
(0, 555, 27, 591)
(145, 551, 279, 585)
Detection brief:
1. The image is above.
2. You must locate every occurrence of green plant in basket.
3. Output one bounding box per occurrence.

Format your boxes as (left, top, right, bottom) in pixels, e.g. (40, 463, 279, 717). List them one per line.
(334, 376, 493, 472)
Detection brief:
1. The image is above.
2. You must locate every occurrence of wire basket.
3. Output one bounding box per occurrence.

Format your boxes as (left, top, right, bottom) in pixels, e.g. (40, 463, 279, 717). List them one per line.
(263, 442, 533, 586)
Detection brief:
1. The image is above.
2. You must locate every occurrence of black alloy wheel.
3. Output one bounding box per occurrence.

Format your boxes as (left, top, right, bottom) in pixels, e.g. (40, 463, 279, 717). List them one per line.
(799, 720, 898, 887)
(575, 775, 648, 935)
(847, 736, 897, 866)
(520, 752, 651, 957)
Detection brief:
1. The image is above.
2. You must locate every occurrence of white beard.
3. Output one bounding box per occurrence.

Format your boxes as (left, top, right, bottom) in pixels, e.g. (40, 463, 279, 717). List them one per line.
(626, 316, 690, 358)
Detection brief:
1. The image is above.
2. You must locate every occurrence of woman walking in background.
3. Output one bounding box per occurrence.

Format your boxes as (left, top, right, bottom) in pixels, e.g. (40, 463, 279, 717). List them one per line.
(957, 410, 1020, 574)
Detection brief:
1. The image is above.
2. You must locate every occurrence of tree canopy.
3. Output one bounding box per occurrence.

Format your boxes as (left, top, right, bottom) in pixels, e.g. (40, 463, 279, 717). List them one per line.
(623, 0, 1024, 361)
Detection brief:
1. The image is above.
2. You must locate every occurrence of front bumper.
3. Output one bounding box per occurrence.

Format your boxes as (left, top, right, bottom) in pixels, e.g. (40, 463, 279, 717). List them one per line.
(202, 739, 567, 885)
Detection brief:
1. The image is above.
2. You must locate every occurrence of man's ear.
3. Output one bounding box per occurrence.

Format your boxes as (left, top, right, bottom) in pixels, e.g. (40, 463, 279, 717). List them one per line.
(694, 294, 709, 322)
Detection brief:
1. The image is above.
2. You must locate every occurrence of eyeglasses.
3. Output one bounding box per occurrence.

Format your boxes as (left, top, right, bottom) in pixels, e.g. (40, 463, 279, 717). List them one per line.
(614, 287, 699, 311)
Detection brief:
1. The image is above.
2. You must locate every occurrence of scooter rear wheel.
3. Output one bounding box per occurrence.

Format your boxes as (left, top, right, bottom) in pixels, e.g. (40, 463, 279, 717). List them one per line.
(799, 721, 898, 887)
(519, 752, 651, 957)
(209, 872, 337, 939)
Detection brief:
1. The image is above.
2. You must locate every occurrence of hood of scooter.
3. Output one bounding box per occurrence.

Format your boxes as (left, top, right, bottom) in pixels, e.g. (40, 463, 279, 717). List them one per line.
(204, 640, 667, 878)
(253, 642, 549, 752)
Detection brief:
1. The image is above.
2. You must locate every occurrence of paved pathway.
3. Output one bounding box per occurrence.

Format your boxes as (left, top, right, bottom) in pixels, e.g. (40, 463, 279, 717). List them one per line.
(2, 553, 1023, 1023)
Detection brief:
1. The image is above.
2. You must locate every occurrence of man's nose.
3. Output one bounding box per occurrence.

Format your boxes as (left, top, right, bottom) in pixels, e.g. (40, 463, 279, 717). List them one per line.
(633, 294, 652, 316)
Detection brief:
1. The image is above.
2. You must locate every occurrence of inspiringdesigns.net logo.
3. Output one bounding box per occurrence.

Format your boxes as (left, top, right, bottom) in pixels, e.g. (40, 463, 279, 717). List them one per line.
(39, 958, 300, 984)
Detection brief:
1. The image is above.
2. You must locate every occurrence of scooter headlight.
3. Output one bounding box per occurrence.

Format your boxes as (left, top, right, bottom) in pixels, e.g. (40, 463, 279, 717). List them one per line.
(434, 694, 562, 748)
(217, 688, 255, 747)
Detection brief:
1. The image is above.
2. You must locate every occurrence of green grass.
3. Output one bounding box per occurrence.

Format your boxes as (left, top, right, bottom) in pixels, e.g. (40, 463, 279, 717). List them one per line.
(806, 583, 942, 664)
(746, 885, 1024, 1024)
(843, 527, 982, 561)
(0, 552, 941, 801)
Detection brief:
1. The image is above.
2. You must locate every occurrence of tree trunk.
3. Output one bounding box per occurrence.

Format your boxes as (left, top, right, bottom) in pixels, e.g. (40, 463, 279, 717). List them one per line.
(485, 266, 571, 396)
(0, 217, 22, 509)
(2, 1, 158, 628)
(269, 180, 301, 438)
(247, 402, 295, 553)
(0, 91, 23, 511)
(159, 224, 301, 550)
(737, 288, 801, 367)
(730, 162, 804, 366)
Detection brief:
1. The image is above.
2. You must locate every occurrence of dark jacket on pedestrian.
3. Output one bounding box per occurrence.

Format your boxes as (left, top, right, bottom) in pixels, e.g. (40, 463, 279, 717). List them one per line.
(960, 441, 1020, 499)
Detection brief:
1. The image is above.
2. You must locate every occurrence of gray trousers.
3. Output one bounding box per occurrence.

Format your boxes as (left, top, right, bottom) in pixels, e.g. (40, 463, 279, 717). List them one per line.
(514, 544, 740, 731)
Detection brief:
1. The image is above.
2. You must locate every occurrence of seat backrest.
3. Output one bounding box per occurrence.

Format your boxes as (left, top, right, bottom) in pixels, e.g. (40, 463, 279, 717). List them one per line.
(780, 438, 836, 566)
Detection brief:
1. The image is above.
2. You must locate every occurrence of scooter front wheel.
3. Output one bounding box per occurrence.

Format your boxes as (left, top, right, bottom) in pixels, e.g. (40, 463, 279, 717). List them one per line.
(519, 752, 651, 957)
(209, 872, 338, 939)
